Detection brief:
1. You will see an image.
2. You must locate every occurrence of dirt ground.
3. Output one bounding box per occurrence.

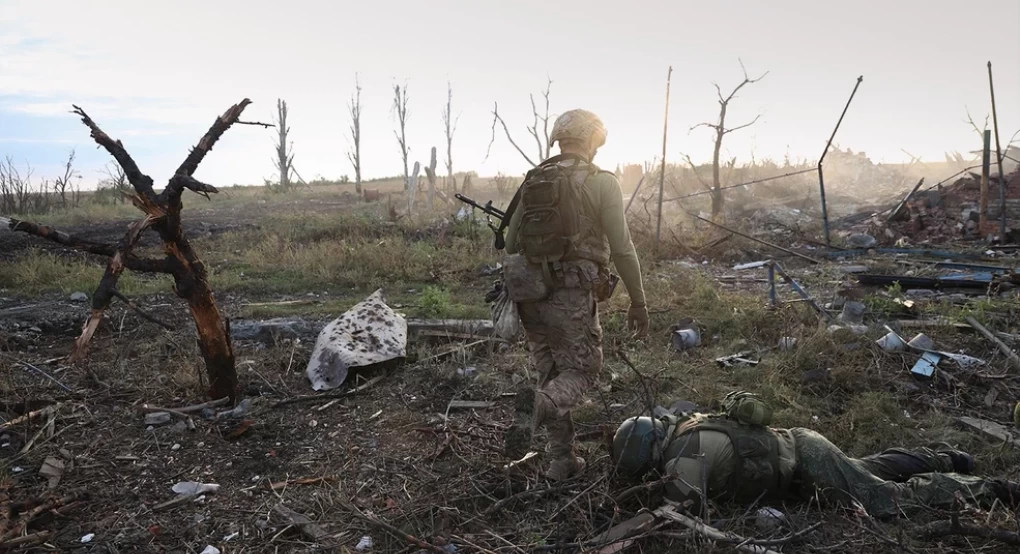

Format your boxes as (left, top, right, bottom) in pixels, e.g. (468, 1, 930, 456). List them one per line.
(3, 189, 1020, 553)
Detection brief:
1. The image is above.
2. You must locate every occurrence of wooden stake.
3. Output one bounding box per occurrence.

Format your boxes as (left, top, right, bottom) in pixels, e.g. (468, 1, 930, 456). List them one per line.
(655, 66, 673, 247)
(981, 130, 991, 231)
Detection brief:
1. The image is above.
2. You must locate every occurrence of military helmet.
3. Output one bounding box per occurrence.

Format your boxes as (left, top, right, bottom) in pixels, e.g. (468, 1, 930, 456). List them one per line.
(721, 391, 772, 426)
(612, 416, 667, 477)
(550, 109, 607, 150)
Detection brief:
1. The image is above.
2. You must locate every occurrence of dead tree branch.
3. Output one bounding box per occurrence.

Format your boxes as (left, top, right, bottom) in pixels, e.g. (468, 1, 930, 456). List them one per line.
(689, 59, 768, 218)
(393, 83, 411, 194)
(5, 100, 254, 402)
(485, 103, 537, 167)
(271, 99, 295, 191)
(348, 74, 363, 194)
(441, 81, 459, 193)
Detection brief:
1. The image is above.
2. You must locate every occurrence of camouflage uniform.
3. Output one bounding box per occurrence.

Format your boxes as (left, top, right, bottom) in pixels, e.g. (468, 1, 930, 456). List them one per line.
(503, 110, 646, 479)
(791, 428, 1004, 517)
(517, 260, 604, 462)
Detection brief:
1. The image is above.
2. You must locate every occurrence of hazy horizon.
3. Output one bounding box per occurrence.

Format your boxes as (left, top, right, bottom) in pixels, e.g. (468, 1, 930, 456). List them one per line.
(1, 0, 1018, 188)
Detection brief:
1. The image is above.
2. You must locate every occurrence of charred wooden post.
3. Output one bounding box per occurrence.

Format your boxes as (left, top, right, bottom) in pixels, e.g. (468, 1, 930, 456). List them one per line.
(2, 100, 263, 403)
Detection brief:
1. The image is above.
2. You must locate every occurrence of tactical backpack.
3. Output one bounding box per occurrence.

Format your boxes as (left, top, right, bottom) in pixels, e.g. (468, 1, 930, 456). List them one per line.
(665, 413, 788, 502)
(515, 154, 594, 287)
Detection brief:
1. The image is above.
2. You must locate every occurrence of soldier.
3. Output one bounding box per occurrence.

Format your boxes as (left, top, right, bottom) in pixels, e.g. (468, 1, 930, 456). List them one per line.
(612, 392, 1020, 517)
(500, 109, 648, 481)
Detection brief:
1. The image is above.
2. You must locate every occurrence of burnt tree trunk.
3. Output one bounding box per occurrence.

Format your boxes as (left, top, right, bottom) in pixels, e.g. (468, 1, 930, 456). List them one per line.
(2, 100, 260, 403)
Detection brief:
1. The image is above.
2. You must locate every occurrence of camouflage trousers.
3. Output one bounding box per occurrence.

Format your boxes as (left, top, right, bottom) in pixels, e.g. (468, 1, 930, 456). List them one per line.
(792, 428, 1002, 517)
(518, 284, 603, 459)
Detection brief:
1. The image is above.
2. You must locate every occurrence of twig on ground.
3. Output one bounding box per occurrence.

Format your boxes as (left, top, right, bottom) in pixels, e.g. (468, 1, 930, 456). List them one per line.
(0, 403, 62, 432)
(272, 374, 384, 408)
(916, 518, 1020, 546)
(654, 504, 781, 554)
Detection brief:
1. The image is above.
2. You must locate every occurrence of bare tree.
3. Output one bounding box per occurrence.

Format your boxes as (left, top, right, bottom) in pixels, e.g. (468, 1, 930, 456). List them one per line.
(527, 77, 553, 161)
(690, 60, 768, 218)
(485, 78, 555, 168)
(965, 107, 990, 140)
(347, 74, 363, 194)
(441, 82, 459, 193)
(52, 150, 80, 208)
(273, 98, 295, 191)
(392, 83, 411, 194)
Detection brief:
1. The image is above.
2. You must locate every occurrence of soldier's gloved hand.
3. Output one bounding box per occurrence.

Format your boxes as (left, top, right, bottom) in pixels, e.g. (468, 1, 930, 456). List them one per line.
(627, 303, 649, 338)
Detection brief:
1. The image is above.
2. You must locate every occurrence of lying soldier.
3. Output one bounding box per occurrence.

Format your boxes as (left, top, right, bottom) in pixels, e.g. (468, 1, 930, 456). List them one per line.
(611, 392, 1020, 517)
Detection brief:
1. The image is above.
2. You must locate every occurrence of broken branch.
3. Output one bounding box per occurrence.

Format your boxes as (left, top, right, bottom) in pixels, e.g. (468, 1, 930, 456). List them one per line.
(965, 316, 1020, 371)
(175, 99, 253, 178)
(485, 103, 537, 167)
(654, 505, 781, 554)
(71, 105, 156, 199)
(110, 290, 174, 330)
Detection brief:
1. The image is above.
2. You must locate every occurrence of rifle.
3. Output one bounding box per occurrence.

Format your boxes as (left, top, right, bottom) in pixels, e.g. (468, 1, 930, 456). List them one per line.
(455, 193, 509, 249)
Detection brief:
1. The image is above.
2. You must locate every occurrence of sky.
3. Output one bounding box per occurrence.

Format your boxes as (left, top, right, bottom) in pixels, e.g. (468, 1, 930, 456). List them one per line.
(1, 0, 1018, 189)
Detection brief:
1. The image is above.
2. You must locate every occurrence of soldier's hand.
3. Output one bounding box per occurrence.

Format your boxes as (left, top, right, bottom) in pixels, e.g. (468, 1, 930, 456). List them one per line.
(627, 303, 649, 338)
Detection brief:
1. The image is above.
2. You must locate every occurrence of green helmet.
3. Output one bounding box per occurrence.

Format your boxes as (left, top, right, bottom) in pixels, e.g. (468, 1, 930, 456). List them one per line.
(721, 391, 772, 426)
(612, 416, 667, 477)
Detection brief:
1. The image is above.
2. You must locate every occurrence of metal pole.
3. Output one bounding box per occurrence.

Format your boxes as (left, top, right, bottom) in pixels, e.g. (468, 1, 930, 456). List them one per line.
(656, 66, 673, 247)
(981, 130, 991, 232)
(818, 76, 864, 247)
(625, 175, 646, 214)
(988, 62, 1007, 239)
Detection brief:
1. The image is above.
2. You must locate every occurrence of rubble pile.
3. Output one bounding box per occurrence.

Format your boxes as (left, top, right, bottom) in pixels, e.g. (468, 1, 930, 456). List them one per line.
(839, 169, 1020, 246)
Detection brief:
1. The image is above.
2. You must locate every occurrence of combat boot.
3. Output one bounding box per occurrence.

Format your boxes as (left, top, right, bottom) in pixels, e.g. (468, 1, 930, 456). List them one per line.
(505, 388, 554, 459)
(928, 442, 976, 474)
(992, 479, 1020, 507)
(504, 387, 535, 459)
(546, 455, 586, 481)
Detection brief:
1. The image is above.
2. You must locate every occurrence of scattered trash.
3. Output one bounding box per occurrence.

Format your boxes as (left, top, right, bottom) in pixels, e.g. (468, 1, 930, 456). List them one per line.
(940, 352, 986, 369)
(172, 481, 220, 495)
(715, 352, 759, 368)
(356, 535, 374, 551)
(838, 301, 866, 325)
(777, 337, 797, 351)
(223, 531, 240, 541)
(306, 289, 408, 391)
(755, 507, 786, 530)
(732, 260, 770, 271)
(70, 292, 89, 302)
(906, 333, 937, 351)
(911, 352, 941, 378)
(199, 546, 221, 554)
(672, 320, 701, 351)
(144, 412, 172, 426)
(876, 332, 907, 352)
(80, 533, 95, 543)
(171, 443, 181, 451)
(217, 397, 252, 420)
(39, 456, 65, 489)
(456, 366, 479, 378)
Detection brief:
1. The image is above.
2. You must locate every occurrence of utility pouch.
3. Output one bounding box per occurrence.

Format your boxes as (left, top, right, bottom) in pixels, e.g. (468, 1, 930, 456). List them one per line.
(502, 254, 550, 303)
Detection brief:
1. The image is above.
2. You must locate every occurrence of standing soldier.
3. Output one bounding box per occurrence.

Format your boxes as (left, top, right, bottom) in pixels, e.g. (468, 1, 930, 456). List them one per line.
(500, 109, 648, 480)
